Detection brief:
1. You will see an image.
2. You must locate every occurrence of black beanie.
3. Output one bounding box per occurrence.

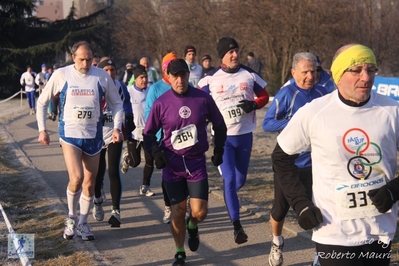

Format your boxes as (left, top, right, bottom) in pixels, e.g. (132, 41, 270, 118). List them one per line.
(217, 37, 239, 59)
(97, 58, 116, 69)
(184, 45, 196, 56)
(133, 64, 147, 79)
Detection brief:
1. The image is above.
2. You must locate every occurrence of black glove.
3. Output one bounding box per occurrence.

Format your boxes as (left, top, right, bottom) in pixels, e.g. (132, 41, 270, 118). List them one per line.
(125, 114, 135, 137)
(211, 147, 224, 166)
(152, 149, 168, 169)
(298, 205, 323, 230)
(368, 186, 395, 213)
(237, 100, 257, 113)
(39, 82, 44, 85)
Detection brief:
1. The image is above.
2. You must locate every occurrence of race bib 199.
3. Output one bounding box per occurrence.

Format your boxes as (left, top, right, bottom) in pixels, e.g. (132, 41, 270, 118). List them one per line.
(221, 105, 244, 125)
(171, 124, 198, 150)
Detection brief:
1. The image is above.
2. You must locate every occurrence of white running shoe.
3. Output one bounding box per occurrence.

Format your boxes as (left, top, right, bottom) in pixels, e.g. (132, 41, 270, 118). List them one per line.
(163, 206, 171, 224)
(312, 252, 321, 266)
(92, 201, 104, 221)
(77, 223, 95, 241)
(108, 209, 121, 227)
(63, 217, 77, 240)
(139, 185, 155, 197)
(268, 241, 284, 266)
(121, 151, 130, 174)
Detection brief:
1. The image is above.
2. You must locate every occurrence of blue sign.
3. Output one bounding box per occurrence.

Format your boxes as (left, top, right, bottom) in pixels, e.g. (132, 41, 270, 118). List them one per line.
(372, 76, 399, 101)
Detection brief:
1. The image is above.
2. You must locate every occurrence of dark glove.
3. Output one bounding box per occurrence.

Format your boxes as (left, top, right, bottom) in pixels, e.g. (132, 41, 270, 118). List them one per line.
(125, 114, 135, 136)
(211, 147, 224, 166)
(152, 149, 168, 169)
(237, 100, 257, 113)
(298, 205, 323, 230)
(368, 186, 395, 213)
(39, 82, 44, 85)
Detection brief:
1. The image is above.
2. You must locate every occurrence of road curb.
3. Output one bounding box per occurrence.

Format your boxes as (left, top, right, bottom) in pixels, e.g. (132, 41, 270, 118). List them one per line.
(0, 124, 111, 266)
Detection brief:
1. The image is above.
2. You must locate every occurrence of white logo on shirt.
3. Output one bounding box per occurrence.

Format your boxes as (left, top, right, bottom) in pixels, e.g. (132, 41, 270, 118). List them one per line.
(179, 106, 191, 119)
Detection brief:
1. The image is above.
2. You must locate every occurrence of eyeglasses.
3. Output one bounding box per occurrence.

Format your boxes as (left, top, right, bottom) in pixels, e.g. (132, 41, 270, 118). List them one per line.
(344, 66, 378, 77)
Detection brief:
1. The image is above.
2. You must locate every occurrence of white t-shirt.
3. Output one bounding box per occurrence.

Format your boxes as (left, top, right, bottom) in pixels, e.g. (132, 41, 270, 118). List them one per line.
(198, 66, 267, 136)
(277, 90, 399, 246)
(127, 85, 147, 141)
(20, 72, 36, 92)
(36, 65, 123, 139)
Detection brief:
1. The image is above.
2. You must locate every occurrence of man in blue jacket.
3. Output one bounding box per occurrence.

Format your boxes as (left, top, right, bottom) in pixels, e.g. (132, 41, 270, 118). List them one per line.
(263, 52, 331, 266)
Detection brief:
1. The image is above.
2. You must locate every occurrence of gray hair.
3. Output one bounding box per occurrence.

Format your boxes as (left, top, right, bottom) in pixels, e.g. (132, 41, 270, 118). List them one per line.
(70, 41, 94, 56)
(292, 52, 317, 69)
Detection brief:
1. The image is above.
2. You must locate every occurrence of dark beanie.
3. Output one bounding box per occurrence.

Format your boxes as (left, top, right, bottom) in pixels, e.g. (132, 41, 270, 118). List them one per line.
(184, 45, 196, 56)
(217, 37, 239, 59)
(133, 64, 147, 79)
(202, 54, 212, 62)
(97, 58, 116, 69)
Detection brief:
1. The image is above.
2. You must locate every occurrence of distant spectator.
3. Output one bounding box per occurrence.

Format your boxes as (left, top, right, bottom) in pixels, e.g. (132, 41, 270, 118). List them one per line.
(92, 55, 99, 67)
(120, 62, 134, 85)
(315, 55, 335, 92)
(128, 57, 159, 87)
(246, 52, 264, 76)
(20, 65, 36, 115)
(184, 45, 202, 88)
(201, 54, 215, 78)
(35, 63, 48, 94)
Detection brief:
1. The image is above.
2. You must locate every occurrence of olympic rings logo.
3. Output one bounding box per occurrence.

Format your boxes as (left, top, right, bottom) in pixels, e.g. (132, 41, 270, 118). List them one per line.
(342, 128, 383, 180)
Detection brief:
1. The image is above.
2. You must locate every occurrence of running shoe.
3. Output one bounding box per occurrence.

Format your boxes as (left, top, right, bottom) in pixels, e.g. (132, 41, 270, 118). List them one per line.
(234, 227, 248, 244)
(77, 223, 95, 241)
(312, 251, 321, 266)
(121, 150, 130, 174)
(186, 217, 199, 252)
(92, 201, 104, 221)
(172, 251, 186, 266)
(139, 185, 155, 197)
(268, 241, 284, 266)
(163, 206, 171, 224)
(108, 209, 121, 227)
(63, 217, 77, 240)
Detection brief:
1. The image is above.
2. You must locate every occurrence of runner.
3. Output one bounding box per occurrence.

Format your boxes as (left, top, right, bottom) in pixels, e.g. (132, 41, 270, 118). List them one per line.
(272, 43, 397, 266)
(36, 41, 123, 241)
(92, 57, 133, 228)
(143, 59, 227, 266)
(123, 64, 156, 197)
(198, 37, 269, 244)
(263, 52, 331, 266)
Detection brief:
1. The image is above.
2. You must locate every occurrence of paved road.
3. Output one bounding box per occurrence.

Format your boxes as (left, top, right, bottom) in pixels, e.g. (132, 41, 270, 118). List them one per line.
(1, 99, 317, 266)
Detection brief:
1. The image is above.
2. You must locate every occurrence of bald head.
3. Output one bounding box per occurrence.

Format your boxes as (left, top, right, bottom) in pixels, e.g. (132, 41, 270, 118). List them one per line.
(332, 43, 358, 62)
(139, 57, 149, 70)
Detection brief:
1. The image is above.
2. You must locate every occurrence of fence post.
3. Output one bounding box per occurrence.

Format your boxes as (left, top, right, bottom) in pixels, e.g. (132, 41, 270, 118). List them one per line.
(20, 89, 23, 107)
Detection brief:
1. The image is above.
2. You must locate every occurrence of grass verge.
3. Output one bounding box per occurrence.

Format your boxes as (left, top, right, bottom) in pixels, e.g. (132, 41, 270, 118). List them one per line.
(0, 135, 101, 266)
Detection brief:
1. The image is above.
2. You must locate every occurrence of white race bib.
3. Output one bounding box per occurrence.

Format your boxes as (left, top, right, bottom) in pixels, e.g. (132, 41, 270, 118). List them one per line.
(334, 175, 387, 220)
(73, 106, 96, 124)
(221, 105, 244, 125)
(171, 124, 198, 150)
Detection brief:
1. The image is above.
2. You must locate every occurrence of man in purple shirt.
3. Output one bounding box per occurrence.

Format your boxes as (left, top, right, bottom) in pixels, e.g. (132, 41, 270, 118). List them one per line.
(143, 59, 227, 266)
